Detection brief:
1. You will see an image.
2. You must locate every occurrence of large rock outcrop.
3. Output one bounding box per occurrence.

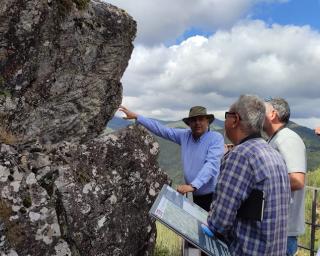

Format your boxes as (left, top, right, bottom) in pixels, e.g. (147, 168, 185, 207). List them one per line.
(0, 125, 168, 255)
(0, 0, 135, 144)
(0, 1, 170, 255)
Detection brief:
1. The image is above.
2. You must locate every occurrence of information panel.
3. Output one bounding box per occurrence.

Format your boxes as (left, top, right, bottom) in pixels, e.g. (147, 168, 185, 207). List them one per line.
(149, 185, 230, 256)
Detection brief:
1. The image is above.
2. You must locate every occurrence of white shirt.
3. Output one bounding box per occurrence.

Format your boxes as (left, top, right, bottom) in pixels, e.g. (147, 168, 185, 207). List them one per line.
(269, 127, 307, 236)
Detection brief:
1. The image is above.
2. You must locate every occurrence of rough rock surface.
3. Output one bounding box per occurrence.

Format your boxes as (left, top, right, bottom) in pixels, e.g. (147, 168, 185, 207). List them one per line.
(0, 0, 171, 255)
(59, 126, 168, 256)
(0, 125, 169, 255)
(0, 0, 136, 144)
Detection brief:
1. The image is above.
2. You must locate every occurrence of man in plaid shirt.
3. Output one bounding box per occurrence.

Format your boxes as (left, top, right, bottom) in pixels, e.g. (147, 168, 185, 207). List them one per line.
(207, 95, 290, 256)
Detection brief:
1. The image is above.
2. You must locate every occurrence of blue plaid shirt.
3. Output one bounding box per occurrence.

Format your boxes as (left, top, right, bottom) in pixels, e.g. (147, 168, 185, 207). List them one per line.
(137, 115, 224, 195)
(208, 138, 290, 256)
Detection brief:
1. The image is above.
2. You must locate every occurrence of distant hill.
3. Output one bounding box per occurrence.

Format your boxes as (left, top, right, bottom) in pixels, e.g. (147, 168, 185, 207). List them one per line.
(107, 117, 132, 130)
(287, 122, 320, 171)
(107, 117, 320, 184)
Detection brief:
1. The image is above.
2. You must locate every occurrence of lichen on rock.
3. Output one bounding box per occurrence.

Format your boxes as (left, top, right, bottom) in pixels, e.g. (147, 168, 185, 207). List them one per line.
(0, 0, 170, 255)
(0, 0, 136, 144)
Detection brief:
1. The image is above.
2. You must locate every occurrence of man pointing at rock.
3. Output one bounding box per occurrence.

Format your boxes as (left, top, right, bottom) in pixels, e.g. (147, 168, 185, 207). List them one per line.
(119, 105, 224, 211)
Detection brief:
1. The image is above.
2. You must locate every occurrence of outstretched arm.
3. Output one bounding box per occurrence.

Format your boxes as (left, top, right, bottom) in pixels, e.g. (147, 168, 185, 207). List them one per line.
(119, 105, 184, 144)
(315, 127, 320, 136)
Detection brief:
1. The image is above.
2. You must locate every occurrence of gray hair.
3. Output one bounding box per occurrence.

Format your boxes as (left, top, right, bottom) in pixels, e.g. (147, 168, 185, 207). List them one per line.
(230, 95, 266, 134)
(265, 97, 290, 124)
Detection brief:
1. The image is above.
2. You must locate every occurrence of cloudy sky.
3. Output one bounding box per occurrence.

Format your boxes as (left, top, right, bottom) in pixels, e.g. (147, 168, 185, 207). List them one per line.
(106, 0, 320, 129)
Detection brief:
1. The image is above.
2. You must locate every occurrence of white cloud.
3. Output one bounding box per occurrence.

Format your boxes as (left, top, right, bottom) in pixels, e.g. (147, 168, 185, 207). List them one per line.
(119, 20, 320, 126)
(105, 0, 286, 45)
(105, 1, 320, 128)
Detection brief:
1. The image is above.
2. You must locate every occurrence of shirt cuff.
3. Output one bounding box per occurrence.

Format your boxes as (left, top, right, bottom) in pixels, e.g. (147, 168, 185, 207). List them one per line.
(190, 180, 201, 191)
(136, 115, 142, 122)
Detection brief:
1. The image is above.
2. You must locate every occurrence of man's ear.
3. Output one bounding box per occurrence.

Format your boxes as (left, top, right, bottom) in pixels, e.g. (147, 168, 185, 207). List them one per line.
(232, 114, 240, 128)
(270, 109, 278, 121)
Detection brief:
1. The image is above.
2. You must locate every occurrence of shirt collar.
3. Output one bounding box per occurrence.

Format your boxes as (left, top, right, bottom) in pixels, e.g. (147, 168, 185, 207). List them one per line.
(267, 125, 286, 143)
(191, 130, 209, 142)
(239, 133, 261, 145)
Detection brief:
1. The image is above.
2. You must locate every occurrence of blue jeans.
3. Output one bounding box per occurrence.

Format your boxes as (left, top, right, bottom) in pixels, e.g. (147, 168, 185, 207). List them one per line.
(287, 236, 298, 256)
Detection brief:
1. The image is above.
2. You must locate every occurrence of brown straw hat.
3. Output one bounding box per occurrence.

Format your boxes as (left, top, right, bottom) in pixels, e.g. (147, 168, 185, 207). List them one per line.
(182, 106, 215, 126)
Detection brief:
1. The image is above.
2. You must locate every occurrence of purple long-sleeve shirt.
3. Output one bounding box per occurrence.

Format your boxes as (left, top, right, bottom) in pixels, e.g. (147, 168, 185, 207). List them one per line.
(137, 115, 224, 195)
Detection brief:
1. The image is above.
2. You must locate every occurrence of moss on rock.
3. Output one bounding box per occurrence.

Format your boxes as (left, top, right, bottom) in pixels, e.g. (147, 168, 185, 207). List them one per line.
(0, 199, 24, 247)
(0, 198, 12, 220)
(0, 76, 4, 87)
(75, 168, 91, 184)
(73, 0, 90, 9)
(0, 127, 18, 145)
(22, 195, 32, 208)
(0, 89, 11, 98)
(57, 0, 90, 16)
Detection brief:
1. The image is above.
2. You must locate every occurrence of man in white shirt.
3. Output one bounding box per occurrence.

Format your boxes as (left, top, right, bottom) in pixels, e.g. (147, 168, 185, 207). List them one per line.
(263, 97, 307, 256)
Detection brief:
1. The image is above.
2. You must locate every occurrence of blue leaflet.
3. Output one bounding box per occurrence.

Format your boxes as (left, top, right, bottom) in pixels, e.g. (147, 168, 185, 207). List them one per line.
(201, 223, 214, 238)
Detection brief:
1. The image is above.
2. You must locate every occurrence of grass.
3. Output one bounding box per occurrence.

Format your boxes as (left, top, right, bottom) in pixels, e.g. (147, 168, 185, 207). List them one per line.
(153, 221, 182, 256)
(298, 168, 320, 255)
